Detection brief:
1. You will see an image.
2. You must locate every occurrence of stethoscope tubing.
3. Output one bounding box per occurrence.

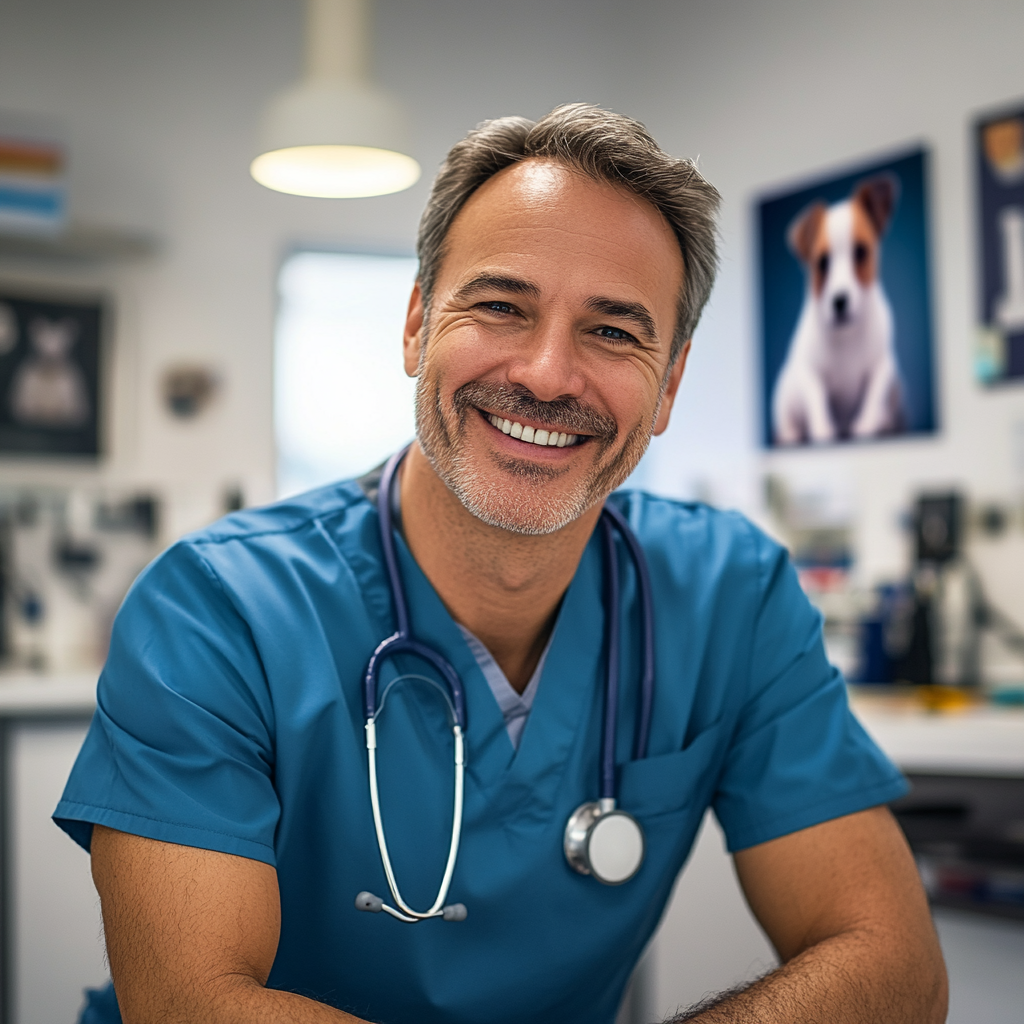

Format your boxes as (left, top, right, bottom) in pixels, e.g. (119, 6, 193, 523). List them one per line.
(600, 501, 655, 763)
(361, 444, 656, 914)
(365, 713, 465, 921)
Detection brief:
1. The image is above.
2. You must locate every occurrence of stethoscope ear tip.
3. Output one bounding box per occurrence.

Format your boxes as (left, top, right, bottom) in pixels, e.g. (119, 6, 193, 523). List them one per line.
(441, 903, 468, 921)
(355, 891, 384, 913)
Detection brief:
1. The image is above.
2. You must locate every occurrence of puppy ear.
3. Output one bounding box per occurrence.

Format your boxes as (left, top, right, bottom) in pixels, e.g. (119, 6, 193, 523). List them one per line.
(854, 174, 900, 236)
(787, 202, 826, 264)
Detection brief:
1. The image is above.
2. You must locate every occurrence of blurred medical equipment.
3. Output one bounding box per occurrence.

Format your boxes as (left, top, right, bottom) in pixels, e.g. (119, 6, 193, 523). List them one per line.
(0, 488, 159, 673)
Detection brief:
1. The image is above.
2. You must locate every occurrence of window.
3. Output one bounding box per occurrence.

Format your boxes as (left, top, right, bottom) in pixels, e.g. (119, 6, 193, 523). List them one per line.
(275, 251, 419, 498)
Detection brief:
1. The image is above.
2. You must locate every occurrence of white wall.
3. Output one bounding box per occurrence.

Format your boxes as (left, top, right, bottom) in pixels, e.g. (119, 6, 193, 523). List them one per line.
(3, 0, 1022, 579)
(619, 0, 1024, 595)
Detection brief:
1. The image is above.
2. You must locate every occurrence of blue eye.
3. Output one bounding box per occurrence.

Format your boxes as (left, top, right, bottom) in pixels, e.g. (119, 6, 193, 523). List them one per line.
(482, 301, 515, 315)
(596, 326, 632, 342)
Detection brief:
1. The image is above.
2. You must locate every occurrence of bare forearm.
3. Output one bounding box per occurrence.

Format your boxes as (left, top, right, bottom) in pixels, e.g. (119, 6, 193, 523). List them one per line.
(667, 928, 947, 1024)
(119, 975, 365, 1024)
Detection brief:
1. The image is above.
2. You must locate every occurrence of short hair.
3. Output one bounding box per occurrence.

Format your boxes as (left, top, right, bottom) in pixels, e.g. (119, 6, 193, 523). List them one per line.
(416, 103, 720, 362)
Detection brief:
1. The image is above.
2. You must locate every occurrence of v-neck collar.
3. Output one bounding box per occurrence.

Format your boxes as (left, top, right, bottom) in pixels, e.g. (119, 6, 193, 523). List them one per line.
(393, 527, 605, 826)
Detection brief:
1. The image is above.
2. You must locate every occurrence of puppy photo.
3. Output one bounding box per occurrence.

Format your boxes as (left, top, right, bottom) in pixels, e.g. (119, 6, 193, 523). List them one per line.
(773, 175, 904, 444)
(759, 150, 936, 448)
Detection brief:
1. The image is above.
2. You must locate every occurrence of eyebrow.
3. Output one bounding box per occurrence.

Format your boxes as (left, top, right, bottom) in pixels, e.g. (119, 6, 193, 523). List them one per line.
(452, 274, 541, 303)
(584, 296, 658, 342)
(453, 275, 659, 343)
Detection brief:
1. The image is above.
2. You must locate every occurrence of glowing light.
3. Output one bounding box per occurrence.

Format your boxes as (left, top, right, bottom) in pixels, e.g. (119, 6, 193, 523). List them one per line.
(251, 145, 420, 199)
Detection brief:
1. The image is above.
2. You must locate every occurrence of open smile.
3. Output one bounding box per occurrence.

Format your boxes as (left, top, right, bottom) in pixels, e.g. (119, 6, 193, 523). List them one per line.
(477, 407, 585, 449)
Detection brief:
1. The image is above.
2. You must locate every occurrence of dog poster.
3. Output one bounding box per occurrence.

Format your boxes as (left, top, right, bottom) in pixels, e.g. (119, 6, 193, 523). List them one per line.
(759, 149, 936, 447)
(975, 104, 1024, 384)
(0, 290, 103, 456)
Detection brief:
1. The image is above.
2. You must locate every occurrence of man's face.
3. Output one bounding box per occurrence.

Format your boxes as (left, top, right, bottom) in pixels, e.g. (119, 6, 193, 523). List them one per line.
(404, 159, 688, 535)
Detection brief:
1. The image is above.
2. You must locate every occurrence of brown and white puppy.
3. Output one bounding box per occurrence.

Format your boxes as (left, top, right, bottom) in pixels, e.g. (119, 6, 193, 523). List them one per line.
(772, 175, 905, 445)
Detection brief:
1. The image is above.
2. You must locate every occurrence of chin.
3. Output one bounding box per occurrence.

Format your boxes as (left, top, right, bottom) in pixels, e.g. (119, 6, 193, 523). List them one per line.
(454, 473, 594, 536)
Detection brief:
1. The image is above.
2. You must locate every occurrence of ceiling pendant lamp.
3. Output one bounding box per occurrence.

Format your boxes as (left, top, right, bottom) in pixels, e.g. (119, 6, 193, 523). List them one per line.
(251, 0, 420, 199)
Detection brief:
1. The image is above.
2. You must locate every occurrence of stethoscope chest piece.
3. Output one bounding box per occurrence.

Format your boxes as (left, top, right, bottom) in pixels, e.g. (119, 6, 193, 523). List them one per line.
(564, 799, 645, 885)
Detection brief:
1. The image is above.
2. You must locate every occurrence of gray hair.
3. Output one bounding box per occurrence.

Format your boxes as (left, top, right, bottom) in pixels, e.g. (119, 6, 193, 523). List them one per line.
(416, 103, 721, 362)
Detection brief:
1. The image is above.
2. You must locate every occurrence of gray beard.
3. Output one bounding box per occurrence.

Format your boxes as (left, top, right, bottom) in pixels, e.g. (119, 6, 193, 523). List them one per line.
(414, 373, 657, 535)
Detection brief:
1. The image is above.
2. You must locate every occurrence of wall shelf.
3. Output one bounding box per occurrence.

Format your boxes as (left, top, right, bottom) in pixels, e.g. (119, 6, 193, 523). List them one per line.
(0, 224, 158, 266)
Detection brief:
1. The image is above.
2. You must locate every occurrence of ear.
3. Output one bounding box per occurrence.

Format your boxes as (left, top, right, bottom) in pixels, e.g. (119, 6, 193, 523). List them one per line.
(403, 281, 425, 377)
(854, 174, 899, 236)
(787, 202, 826, 265)
(653, 339, 691, 437)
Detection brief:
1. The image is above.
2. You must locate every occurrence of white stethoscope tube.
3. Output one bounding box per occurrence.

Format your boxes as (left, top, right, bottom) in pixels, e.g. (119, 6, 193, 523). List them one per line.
(357, 674, 468, 922)
(364, 715, 465, 922)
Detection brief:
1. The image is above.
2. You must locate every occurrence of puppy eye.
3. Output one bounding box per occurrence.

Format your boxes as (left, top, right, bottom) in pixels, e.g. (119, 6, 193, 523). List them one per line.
(854, 243, 869, 266)
(816, 253, 830, 277)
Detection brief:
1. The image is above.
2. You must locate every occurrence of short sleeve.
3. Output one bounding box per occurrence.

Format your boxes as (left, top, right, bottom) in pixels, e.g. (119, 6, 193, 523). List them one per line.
(713, 534, 908, 852)
(54, 540, 279, 866)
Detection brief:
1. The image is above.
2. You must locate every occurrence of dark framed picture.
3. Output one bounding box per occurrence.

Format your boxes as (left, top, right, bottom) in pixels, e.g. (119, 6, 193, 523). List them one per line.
(975, 103, 1024, 384)
(758, 148, 937, 448)
(0, 289, 104, 456)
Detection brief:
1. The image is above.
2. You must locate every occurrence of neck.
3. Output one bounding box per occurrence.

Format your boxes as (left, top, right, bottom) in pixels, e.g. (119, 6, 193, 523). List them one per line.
(400, 442, 601, 693)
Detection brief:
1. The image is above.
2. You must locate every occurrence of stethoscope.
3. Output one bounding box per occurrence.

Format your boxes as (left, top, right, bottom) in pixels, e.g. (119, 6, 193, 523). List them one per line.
(354, 445, 655, 924)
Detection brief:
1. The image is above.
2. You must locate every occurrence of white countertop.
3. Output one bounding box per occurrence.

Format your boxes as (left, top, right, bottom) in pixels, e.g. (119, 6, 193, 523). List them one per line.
(850, 691, 1024, 776)
(0, 671, 98, 715)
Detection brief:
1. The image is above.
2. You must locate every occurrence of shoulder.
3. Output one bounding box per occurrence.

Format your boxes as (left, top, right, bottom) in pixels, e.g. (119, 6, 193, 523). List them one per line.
(129, 478, 377, 608)
(186, 478, 369, 549)
(608, 489, 786, 585)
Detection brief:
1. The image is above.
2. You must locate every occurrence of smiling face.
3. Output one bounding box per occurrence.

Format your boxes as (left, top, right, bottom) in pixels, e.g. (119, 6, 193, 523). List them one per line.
(404, 159, 687, 535)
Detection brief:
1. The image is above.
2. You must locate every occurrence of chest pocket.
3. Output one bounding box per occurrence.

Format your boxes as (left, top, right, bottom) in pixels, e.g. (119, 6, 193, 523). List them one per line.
(617, 721, 724, 820)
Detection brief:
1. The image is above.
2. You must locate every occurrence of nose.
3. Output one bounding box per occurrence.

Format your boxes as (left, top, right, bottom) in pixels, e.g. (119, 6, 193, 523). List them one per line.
(832, 293, 849, 322)
(506, 318, 586, 402)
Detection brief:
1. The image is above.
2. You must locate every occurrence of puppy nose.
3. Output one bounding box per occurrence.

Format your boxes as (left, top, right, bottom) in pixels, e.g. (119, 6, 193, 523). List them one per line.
(832, 293, 849, 321)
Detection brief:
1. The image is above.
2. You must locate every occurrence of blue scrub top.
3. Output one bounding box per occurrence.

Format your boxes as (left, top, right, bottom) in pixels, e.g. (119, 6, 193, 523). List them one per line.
(56, 480, 906, 1024)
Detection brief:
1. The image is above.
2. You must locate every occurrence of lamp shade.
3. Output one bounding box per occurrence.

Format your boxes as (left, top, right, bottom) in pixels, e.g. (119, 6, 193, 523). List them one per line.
(251, 80, 420, 199)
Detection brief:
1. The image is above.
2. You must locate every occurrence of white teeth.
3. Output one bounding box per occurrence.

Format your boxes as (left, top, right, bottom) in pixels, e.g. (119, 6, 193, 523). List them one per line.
(486, 412, 579, 448)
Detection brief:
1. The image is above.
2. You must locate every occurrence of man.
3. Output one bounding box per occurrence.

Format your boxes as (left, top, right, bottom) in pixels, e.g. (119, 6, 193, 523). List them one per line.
(57, 104, 946, 1024)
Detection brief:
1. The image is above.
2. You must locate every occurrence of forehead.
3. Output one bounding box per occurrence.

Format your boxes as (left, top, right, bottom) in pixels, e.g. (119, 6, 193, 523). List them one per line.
(440, 159, 683, 312)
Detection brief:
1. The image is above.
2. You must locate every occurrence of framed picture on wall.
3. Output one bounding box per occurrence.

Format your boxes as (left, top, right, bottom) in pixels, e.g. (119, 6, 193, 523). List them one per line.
(0, 289, 104, 456)
(975, 103, 1024, 384)
(758, 148, 937, 448)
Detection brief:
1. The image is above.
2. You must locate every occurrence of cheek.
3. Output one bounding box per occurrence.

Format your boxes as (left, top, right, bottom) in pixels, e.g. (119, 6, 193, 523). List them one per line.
(596, 362, 662, 427)
(423, 322, 503, 382)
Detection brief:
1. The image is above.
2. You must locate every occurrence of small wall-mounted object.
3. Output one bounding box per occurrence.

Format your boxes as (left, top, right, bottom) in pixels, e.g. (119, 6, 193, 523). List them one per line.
(0, 287, 104, 457)
(0, 111, 66, 237)
(161, 364, 220, 419)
